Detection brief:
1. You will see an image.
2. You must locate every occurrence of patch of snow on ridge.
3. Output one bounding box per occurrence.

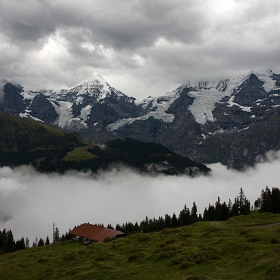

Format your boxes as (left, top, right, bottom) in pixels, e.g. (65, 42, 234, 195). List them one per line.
(20, 90, 36, 100)
(227, 96, 252, 112)
(188, 88, 229, 124)
(53, 101, 73, 129)
(77, 104, 92, 129)
(253, 69, 280, 92)
(185, 70, 279, 125)
(186, 77, 247, 125)
(107, 91, 178, 132)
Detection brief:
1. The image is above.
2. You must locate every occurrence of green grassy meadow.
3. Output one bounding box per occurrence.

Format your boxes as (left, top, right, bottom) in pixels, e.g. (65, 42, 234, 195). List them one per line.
(0, 212, 280, 280)
(62, 146, 97, 162)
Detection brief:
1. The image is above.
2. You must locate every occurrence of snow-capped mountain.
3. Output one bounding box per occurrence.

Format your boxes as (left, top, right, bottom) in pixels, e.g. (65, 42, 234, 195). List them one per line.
(1, 70, 280, 168)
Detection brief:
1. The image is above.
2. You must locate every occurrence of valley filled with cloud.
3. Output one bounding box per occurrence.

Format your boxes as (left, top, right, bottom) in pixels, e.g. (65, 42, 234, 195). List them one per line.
(1, 150, 280, 243)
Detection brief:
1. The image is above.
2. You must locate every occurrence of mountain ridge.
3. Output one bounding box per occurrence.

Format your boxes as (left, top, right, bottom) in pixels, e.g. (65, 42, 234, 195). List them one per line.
(0, 110, 209, 175)
(1, 69, 280, 168)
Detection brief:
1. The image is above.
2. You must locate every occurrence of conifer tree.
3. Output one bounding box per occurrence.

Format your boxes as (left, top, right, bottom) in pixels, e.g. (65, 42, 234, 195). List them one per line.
(191, 202, 198, 223)
(15, 237, 25, 250)
(171, 213, 178, 227)
(164, 214, 172, 228)
(203, 207, 209, 221)
(271, 187, 280, 213)
(38, 238, 44, 247)
(215, 197, 222, 220)
(6, 230, 15, 252)
(239, 188, 251, 215)
(54, 227, 60, 242)
(220, 202, 230, 221)
(25, 237, 29, 248)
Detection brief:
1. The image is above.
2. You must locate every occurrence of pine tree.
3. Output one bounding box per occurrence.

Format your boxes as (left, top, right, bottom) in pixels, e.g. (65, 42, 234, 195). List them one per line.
(227, 199, 233, 215)
(54, 227, 60, 242)
(45, 236, 50, 245)
(134, 222, 140, 232)
(6, 230, 15, 252)
(38, 238, 44, 247)
(203, 207, 209, 221)
(232, 197, 239, 216)
(15, 237, 25, 250)
(259, 186, 273, 212)
(171, 213, 178, 227)
(271, 187, 280, 213)
(157, 216, 165, 231)
(239, 188, 251, 215)
(207, 204, 215, 220)
(107, 224, 114, 230)
(178, 204, 191, 225)
(215, 197, 222, 220)
(25, 237, 29, 248)
(164, 214, 172, 228)
(220, 202, 230, 221)
(191, 202, 198, 223)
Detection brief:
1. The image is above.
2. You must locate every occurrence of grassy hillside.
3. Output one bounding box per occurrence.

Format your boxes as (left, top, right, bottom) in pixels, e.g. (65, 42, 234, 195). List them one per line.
(0, 212, 279, 279)
(0, 110, 93, 166)
(0, 110, 85, 151)
(31, 138, 210, 174)
(0, 110, 209, 174)
(87, 138, 211, 174)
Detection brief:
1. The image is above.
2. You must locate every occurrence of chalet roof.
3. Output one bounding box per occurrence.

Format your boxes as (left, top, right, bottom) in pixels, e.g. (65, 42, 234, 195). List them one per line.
(70, 223, 125, 243)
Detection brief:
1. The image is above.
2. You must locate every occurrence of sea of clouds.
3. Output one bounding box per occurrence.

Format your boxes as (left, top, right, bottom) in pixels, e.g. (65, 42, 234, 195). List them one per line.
(1, 150, 280, 243)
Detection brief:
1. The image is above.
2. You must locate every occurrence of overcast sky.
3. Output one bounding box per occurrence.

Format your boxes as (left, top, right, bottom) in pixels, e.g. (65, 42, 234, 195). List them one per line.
(1, 0, 280, 99)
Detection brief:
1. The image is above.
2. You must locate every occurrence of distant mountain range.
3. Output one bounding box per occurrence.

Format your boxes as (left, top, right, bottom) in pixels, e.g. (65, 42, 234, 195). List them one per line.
(1, 69, 280, 169)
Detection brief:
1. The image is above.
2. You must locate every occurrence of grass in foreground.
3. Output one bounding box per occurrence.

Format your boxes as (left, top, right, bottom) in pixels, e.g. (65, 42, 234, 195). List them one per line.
(0, 212, 280, 280)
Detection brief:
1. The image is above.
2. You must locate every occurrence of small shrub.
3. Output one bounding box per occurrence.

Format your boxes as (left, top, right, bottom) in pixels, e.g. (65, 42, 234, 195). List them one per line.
(271, 238, 279, 244)
(137, 236, 150, 242)
(247, 236, 260, 243)
(95, 255, 106, 262)
(128, 253, 139, 261)
(103, 237, 116, 243)
(38, 257, 48, 263)
(63, 252, 78, 261)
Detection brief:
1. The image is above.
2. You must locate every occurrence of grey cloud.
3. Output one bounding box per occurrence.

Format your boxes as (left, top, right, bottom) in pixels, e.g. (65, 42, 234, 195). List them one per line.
(1, 151, 280, 244)
(0, 0, 280, 99)
(0, 0, 208, 50)
(0, 79, 7, 102)
(0, 1, 55, 46)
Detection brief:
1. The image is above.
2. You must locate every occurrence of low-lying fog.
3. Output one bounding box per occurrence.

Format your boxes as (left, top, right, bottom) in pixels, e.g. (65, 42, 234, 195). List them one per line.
(1, 151, 280, 243)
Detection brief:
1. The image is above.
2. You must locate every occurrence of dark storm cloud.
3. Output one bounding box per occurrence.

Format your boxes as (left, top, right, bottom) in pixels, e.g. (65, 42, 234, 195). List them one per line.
(0, 0, 206, 49)
(0, 0, 280, 98)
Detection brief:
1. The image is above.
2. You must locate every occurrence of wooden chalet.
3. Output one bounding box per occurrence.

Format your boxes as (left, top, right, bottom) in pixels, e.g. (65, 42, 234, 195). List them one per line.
(70, 223, 125, 244)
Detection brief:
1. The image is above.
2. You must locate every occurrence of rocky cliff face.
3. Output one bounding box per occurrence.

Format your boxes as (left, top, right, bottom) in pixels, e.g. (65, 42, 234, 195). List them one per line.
(1, 70, 280, 168)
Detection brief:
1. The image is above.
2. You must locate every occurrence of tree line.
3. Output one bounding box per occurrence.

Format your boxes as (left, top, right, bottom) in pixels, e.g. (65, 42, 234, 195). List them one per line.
(115, 188, 251, 234)
(115, 187, 280, 235)
(1, 186, 279, 254)
(0, 226, 71, 255)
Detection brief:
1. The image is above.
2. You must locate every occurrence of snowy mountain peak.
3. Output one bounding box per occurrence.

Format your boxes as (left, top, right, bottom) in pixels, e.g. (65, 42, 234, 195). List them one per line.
(80, 76, 111, 89)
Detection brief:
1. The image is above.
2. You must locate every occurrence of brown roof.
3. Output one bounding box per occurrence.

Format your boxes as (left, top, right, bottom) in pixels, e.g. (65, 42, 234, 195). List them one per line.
(70, 223, 125, 243)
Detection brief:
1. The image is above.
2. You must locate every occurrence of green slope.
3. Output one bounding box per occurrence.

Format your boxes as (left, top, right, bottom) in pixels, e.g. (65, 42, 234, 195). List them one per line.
(0, 110, 210, 174)
(0, 110, 86, 166)
(0, 212, 279, 279)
